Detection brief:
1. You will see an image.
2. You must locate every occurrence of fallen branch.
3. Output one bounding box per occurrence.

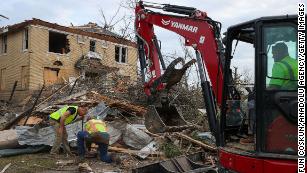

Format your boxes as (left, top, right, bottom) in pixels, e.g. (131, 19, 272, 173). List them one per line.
(175, 132, 216, 151)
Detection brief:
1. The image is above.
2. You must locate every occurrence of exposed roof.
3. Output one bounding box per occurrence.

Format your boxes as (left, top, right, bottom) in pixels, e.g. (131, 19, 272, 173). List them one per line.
(75, 55, 119, 74)
(71, 22, 121, 38)
(0, 18, 136, 47)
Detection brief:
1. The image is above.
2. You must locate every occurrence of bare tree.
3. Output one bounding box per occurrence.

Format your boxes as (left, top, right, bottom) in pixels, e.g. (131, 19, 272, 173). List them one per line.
(99, 0, 136, 40)
(0, 14, 9, 20)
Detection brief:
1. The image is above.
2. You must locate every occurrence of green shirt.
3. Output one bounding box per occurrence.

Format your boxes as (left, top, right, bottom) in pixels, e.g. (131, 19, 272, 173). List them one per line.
(269, 56, 298, 90)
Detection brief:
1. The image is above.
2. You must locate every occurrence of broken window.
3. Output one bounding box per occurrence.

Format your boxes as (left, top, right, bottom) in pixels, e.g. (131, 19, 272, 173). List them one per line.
(115, 46, 128, 63)
(1, 34, 7, 54)
(21, 66, 29, 90)
(90, 40, 96, 52)
(49, 31, 70, 54)
(22, 28, 29, 50)
(0, 68, 6, 90)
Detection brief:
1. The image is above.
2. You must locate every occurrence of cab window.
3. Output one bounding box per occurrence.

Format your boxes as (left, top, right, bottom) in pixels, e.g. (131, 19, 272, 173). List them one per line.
(264, 26, 298, 90)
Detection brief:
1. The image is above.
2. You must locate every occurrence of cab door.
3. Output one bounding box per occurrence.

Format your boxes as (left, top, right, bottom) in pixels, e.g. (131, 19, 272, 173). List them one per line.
(257, 20, 298, 155)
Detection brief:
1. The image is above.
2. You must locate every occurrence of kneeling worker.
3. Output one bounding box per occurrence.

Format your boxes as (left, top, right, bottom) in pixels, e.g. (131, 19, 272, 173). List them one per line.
(49, 105, 88, 155)
(77, 118, 112, 163)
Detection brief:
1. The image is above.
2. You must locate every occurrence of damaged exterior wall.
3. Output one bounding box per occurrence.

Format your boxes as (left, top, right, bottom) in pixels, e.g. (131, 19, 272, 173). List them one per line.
(0, 28, 31, 100)
(0, 19, 138, 101)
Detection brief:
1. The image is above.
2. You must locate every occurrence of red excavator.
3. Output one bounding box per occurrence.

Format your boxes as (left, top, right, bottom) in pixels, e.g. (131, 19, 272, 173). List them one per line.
(135, 1, 301, 173)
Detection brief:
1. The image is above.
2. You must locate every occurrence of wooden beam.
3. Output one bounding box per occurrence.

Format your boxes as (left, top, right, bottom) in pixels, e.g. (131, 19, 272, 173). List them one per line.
(109, 146, 163, 156)
(175, 132, 216, 151)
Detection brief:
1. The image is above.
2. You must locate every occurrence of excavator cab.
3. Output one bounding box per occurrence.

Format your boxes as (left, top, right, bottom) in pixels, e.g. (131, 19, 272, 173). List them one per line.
(218, 15, 302, 172)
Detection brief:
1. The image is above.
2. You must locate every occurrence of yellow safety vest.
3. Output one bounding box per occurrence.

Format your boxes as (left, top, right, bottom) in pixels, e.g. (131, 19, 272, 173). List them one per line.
(50, 105, 78, 125)
(85, 119, 107, 134)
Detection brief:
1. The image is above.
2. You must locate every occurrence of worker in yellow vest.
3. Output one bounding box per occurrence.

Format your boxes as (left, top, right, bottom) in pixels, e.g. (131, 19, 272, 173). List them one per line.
(49, 105, 88, 155)
(77, 118, 112, 163)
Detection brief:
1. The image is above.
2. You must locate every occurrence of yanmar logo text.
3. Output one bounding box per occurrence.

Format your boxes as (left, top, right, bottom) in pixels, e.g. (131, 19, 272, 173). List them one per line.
(161, 19, 198, 33)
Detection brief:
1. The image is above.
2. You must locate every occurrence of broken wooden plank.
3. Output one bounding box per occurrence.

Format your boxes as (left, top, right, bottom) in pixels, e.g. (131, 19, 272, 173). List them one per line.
(54, 100, 97, 105)
(109, 146, 163, 156)
(68, 78, 79, 95)
(55, 90, 87, 104)
(2, 85, 45, 130)
(36, 82, 71, 109)
(1, 109, 32, 130)
(143, 130, 161, 138)
(24, 84, 45, 125)
(18, 116, 43, 126)
(36, 76, 81, 110)
(175, 132, 216, 151)
(8, 81, 18, 102)
(0, 163, 11, 173)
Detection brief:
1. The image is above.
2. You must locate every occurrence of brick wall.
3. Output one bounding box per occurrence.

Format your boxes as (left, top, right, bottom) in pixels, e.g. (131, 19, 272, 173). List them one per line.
(0, 28, 31, 101)
(0, 24, 138, 101)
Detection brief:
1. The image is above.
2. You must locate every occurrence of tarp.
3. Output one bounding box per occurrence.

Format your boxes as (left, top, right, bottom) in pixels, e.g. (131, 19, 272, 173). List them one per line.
(15, 121, 121, 146)
(123, 124, 152, 150)
(0, 145, 47, 157)
(16, 121, 83, 146)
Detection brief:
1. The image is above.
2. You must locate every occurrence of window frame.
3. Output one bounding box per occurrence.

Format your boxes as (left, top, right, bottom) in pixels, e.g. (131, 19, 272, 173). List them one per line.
(22, 28, 29, 51)
(1, 34, 8, 54)
(89, 40, 96, 52)
(263, 23, 298, 91)
(48, 31, 70, 54)
(115, 45, 128, 64)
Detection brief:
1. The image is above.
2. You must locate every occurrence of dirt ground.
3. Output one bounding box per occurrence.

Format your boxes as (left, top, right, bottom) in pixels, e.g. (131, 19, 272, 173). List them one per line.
(0, 152, 134, 173)
(0, 150, 165, 173)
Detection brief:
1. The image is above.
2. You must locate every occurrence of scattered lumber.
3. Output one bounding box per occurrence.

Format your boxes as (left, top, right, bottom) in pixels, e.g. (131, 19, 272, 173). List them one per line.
(90, 91, 147, 116)
(109, 146, 163, 156)
(0, 163, 11, 173)
(54, 90, 88, 104)
(175, 132, 216, 151)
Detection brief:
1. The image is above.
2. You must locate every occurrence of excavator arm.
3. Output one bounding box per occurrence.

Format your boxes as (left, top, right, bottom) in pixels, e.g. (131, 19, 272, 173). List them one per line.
(135, 1, 224, 106)
(135, 1, 225, 138)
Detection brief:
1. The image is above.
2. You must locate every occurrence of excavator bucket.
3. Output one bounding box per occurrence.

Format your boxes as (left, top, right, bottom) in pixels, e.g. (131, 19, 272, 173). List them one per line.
(145, 105, 194, 133)
(145, 58, 196, 133)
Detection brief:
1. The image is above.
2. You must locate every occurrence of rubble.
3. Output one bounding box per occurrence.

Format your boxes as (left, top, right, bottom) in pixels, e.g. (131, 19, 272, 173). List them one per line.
(123, 124, 152, 150)
(0, 71, 217, 172)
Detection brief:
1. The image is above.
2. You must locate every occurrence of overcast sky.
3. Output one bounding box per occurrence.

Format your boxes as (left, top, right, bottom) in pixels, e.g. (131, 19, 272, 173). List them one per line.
(0, 0, 303, 83)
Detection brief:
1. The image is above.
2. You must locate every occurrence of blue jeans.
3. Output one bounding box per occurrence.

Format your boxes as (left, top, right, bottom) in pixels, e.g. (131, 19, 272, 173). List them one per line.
(77, 131, 112, 163)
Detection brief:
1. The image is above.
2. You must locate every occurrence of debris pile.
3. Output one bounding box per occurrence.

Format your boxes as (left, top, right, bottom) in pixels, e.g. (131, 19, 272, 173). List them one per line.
(0, 73, 216, 173)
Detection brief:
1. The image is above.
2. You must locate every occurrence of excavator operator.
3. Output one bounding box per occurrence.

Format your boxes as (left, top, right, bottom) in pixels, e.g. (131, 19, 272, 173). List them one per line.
(269, 42, 298, 90)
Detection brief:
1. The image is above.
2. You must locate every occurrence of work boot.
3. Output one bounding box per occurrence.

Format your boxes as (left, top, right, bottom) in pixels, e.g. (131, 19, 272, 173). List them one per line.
(98, 144, 112, 163)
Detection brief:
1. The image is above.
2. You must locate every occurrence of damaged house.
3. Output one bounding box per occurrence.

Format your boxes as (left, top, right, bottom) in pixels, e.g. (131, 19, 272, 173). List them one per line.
(0, 18, 138, 101)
